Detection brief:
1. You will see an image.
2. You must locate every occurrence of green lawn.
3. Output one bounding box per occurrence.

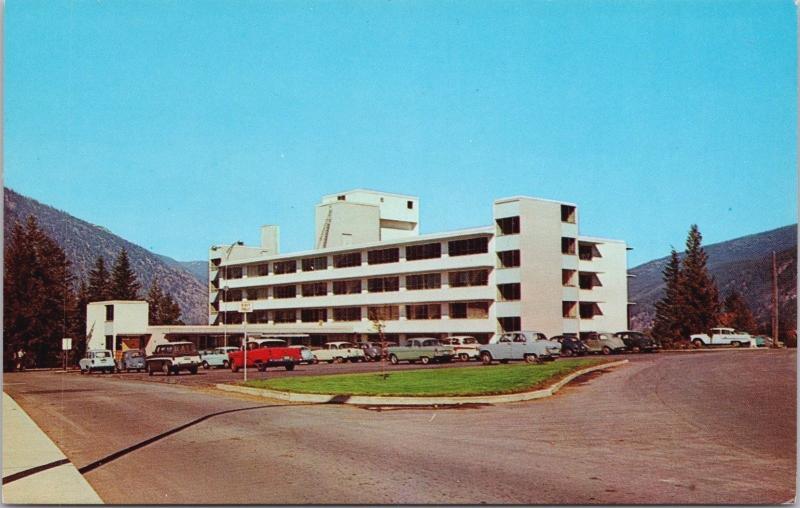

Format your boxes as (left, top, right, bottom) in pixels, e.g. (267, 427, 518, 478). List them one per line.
(242, 358, 613, 397)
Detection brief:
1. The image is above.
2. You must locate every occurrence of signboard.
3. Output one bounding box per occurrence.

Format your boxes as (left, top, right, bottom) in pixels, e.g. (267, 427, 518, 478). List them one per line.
(61, 338, 72, 351)
(239, 301, 253, 313)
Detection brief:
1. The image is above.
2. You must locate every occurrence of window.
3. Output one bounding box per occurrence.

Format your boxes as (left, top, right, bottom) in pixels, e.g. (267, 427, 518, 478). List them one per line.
(406, 273, 441, 290)
(367, 276, 399, 293)
(406, 242, 441, 261)
(450, 302, 490, 319)
(579, 272, 600, 290)
(333, 279, 362, 295)
(496, 216, 520, 235)
(498, 317, 521, 332)
(367, 248, 399, 265)
(302, 256, 328, 271)
(273, 260, 297, 274)
(337, 195, 346, 201)
(580, 302, 603, 319)
(448, 269, 489, 287)
(333, 307, 361, 322)
(561, 205, 576, 223)
(273, 309, 296, 323)
(252, 309, 270, 323)
(579, 243, 601, 261)
(105, 305, 114, 321)
(561, 237, 576, 255)
(448, 237, 489, 256)
(333, 252, 361, 268)
(497, 250, 521, 268)
(301, 308, 328, 323)
(273, 285, 296, 299)
(562, 301, 577, 318)
(498, 283, 521, 301)
(406, 304, 441, 320)
(367, 305, 399, 321)
(248, 287, 268, 300)
(227, 289, 243, 301)
(407, 200, 414, 209)
(562, 269, 576, 287)
(226, 266, 243, 279)
(257, 263, 269, 276)
(301, 282, 327, 297)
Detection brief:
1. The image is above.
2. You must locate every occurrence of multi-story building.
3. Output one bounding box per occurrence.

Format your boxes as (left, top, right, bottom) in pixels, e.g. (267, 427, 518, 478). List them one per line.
(207, 189, 629, 345)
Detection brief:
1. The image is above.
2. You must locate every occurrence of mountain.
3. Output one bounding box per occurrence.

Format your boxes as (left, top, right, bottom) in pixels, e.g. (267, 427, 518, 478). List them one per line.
(4, 188, 208, 324)
(629, 225, 797, 334)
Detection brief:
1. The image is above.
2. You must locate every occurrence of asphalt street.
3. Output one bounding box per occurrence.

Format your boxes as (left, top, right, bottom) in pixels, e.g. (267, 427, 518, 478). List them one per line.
(3, 349, 795, 504)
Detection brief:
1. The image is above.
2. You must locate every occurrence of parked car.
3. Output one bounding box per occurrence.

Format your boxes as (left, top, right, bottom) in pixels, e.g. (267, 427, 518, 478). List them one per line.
(550, 335, 589, 357)
(387, 338, 455, 365)
(690, 328, 753, 348)
(79, 349, 116, 374)
(229, 340, 301, 372)
(478, 331, 553, 365)
(200, 346, 239, 369)
(582, 332, 627, 355)
(358, 342, 383, 361)
(290, 345, 316, 364)
(614, 331, 659, 353)
(312, 342, 366, 363)
(752, 335, 775, 348)
(441, 336, 481, 361)
(531, 332, 562, 359)
(145, 341, 202, 376)
(118, 349, 146, 372)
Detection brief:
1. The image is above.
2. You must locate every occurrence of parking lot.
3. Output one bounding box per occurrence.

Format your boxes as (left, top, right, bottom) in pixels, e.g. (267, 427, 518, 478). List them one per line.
(5, 348, 794, 504)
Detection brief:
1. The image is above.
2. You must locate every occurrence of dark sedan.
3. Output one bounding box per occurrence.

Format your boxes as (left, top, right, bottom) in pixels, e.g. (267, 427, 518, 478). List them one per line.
(550, 335, 589, 357)
(614, 331, 659, 353)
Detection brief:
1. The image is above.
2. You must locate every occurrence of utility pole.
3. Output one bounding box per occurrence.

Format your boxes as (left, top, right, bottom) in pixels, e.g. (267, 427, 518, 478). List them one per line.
(771, 251, 779, 347)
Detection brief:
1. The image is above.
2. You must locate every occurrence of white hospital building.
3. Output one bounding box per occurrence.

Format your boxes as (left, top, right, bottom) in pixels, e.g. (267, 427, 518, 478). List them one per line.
(206, 189, 630, 346)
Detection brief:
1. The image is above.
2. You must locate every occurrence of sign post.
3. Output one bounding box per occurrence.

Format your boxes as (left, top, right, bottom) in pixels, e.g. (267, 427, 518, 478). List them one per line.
(61, 338, 72, 371)
(239, 301, 252, 382)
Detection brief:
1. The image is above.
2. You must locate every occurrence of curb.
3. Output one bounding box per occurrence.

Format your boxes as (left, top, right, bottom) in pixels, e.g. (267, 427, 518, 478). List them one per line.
(215, 359, 629, 406)
(658, 347, 772, 353)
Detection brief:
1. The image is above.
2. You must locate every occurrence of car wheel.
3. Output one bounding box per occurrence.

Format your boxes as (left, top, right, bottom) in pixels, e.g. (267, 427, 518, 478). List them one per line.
(633, 346, 641, 353)
(80, 368, 86, 375)
(420, 356, 430, 365)
(731, 341, 740, 348)
(148, 364, 154, 376)
(222, 360, 230, 369)
(481, 352, 493, 365)
(563, 348, 574, 357)
(312, 359, 319, 365)
(256, 363, 266, 372)
(524, 354, 538, 364)
(231, 362, 239, 373)
(389, 354, 399, 365)
(202, 361, 210, 370)
(189, 366, 198, 375)
(602, 346, 611, 355)
(459, 353, 469, 362)
(285, 362, 295, 371)
(162, 362, 172, 376)
(334, 357, 344, 364)
(692, 339, 704, 349)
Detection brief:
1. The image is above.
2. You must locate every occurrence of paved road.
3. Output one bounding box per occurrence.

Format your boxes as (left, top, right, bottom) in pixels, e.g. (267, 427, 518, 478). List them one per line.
(3, 349, 794, 504)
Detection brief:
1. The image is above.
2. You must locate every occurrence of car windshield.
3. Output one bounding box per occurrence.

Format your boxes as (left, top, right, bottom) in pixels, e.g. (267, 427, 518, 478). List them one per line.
(422, 340, 439, 347)
(94, 351, 110, 358)
(533, 333, 547, 341)
(462, 337, 477, 344)
(175, 344, 196, 354)
(127, 351, 142, 358)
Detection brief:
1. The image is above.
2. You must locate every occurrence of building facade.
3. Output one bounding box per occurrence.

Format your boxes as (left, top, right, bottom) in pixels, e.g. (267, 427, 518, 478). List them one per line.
(207, 190, 630, 344)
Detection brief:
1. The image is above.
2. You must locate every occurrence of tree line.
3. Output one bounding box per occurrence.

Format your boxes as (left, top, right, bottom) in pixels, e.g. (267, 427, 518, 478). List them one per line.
(4, 216, 183, 370)
(652, 224, 758, 346)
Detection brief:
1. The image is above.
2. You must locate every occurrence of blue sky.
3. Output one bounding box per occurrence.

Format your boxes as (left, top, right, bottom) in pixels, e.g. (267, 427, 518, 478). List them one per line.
(5, 0, 796, 266)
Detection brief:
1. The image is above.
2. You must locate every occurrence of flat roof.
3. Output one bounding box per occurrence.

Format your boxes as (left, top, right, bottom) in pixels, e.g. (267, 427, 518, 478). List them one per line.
(322, 189, 418, 200)
(494, 195, 578, 207)
(218, 225, 494, 266)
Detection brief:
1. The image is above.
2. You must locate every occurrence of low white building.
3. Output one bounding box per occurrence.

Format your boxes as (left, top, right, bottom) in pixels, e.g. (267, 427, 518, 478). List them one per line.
(205, 189, 631, 345)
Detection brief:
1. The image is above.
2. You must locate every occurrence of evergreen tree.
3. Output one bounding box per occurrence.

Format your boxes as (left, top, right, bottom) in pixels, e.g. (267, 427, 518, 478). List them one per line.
(3, 216, 76, 369)
(87, 256, 111, 302)
(147, 277, 183, 325)
(680, 224, 720, 335)
(73, 280, 90, 359)
(110, 249, 140, 300)
(652, 248, 685, 344)
(147, 278, 164, 324)
(721, 289, 757, 333)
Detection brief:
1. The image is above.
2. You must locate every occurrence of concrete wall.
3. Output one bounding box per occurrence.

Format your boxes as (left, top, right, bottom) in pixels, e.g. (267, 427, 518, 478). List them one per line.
(86, 301, 149, 351)
(315, 201, 381, 248)
(578, 238, 629, 333)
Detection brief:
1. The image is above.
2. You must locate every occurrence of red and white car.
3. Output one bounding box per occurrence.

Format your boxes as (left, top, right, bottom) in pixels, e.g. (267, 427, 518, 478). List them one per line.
(441, 336, 482, 361)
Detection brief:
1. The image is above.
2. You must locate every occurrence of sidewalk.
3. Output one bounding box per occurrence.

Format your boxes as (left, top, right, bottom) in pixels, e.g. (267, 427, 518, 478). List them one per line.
(2, 392, 103, 504)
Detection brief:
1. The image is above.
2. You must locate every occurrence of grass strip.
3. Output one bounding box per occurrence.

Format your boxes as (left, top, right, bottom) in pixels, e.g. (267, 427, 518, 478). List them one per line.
(242, 357, 614, 397)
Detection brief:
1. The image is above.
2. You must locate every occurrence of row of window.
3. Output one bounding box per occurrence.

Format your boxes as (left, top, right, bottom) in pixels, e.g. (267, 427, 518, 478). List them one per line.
(562, 301, 603, 319)
(219, 237, 491, 279)
(218, 301, 492, 324)
(562, 270, 603, 289)
(218, 270, 490, 301)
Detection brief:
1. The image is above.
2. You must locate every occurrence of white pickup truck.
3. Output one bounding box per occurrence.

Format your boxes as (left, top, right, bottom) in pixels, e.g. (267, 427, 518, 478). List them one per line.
(690, 328, 753, 348)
